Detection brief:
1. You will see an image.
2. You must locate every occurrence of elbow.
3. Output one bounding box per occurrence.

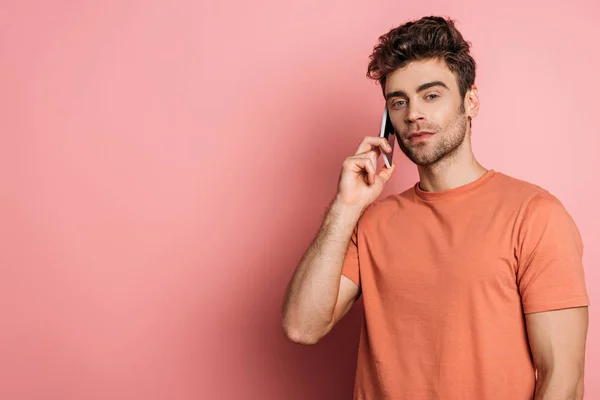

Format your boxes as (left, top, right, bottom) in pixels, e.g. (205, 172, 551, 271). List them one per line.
(281, 320, 328, 345)
(283, 329, 320, 345)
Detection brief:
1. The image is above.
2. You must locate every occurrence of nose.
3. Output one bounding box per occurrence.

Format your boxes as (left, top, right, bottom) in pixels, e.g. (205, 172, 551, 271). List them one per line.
(405, 104, 426, 124)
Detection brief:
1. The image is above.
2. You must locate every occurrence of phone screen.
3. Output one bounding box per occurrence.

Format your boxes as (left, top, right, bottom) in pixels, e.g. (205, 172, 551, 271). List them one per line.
(379, 105, 395, 169)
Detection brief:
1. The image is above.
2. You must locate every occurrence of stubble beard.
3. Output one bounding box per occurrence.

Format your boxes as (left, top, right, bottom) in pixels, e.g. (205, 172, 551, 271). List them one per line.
(397, 106, 469, 167)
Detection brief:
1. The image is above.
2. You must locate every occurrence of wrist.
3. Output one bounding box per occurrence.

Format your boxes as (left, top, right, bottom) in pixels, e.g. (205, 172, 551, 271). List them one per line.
(331, 195, 365, 219)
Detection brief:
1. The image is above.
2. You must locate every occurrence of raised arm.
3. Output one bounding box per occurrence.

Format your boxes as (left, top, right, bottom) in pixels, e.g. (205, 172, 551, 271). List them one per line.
(281, 136, 396, 345)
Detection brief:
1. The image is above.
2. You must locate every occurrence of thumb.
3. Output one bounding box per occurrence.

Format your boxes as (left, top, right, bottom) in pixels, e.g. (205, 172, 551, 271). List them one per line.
(375, 163, 396, 184)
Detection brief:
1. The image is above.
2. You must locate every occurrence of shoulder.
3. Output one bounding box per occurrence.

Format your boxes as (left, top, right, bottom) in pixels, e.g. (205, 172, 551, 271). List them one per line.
(493, 172, 546, 198)
(520, 190, 575, 231)
(492, 172, 569, 215)
(354, 187, 414, 232)
(491, 172, 567, 213)
(524, 190, 567, 213)
(362, 186, 415, 218)
(513, 184, 580, 247)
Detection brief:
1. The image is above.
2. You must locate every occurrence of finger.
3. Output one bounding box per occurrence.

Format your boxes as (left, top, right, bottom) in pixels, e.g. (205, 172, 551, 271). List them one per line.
(355, 149, 380, 173)
(356, 147, 381, 158)
(354, 136, 392, 156)
(375, 162, 396, 184)
(365, 159, 376, 185)
(345, 155, 372, 177)
(350, 156, 375, 184)
(369, 153, 378, 178)
(356, 156, 377, 185)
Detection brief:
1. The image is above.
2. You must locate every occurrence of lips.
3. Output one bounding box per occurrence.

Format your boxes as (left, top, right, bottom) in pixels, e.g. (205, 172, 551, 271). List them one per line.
(406, 131, 435, 143)
(407, 131, 434, 139)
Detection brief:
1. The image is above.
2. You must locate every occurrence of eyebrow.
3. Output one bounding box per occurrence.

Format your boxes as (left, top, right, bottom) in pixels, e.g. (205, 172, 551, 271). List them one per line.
(385, 80, 450, 100)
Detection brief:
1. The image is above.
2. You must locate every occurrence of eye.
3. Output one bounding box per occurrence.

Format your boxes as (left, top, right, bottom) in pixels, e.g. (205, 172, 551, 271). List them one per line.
(391, 100, 407, 108)
(426, 93, 439, 100)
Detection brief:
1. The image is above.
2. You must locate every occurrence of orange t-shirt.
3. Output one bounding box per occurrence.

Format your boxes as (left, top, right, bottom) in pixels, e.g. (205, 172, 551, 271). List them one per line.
(341, 170, 589, 400)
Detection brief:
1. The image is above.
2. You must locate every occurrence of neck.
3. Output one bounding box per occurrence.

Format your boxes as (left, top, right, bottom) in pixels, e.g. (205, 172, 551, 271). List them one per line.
(416, 135, 487, 193)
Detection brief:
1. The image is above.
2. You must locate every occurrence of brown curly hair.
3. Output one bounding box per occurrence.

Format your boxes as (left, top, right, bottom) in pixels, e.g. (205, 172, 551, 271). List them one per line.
(367, 16, 476, 102)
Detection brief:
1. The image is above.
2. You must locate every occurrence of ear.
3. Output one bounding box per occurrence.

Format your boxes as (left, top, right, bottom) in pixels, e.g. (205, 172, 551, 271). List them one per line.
(464, 85, 480, 120)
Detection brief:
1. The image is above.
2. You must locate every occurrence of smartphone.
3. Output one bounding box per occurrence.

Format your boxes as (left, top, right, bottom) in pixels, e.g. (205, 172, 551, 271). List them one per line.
(379, 105, 395, 169)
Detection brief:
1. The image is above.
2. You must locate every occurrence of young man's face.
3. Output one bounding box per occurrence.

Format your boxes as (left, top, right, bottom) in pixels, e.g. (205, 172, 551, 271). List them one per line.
(384, 58, 478, 166)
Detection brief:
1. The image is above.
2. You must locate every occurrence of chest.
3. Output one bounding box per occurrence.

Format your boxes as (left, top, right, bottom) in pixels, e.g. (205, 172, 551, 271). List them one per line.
(358, 204, 519, 299)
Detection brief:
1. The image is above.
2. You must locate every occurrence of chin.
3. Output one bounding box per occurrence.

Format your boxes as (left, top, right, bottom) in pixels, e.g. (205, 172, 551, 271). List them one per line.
(412, 156, 439, 166)
(404, 147, 446, 166)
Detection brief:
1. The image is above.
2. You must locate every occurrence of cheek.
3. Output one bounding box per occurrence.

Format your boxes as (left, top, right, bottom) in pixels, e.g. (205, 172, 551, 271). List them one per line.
(390, 113, 409, 131)
(429, 107, 456, 128)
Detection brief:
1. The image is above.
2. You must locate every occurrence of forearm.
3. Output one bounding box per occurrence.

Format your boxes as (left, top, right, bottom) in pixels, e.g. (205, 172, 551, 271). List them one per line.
(281, 197, 363, 342)
(534, 368, 584, 400)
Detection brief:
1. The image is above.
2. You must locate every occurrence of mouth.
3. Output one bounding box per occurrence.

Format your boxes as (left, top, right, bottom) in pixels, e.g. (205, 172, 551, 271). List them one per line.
(406, 131, 435, 143)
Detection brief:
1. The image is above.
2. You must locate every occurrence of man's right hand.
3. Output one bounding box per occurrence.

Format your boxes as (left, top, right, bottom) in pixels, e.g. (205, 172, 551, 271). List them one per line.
(335, 136, 397, 211)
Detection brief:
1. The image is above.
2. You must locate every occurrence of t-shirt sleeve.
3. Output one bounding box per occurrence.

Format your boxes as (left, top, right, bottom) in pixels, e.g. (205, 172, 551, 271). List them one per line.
(341, 224, 361, 287)
(516, 191, 589, 314)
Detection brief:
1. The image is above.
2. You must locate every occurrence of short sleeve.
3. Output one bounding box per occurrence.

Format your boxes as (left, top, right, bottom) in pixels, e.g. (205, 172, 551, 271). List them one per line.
(516, 191, 589, 314)
(341, 224, 360, 287)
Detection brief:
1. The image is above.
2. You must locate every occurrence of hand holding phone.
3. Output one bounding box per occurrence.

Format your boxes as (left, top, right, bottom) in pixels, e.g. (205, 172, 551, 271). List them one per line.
(334, 106, 397, 209)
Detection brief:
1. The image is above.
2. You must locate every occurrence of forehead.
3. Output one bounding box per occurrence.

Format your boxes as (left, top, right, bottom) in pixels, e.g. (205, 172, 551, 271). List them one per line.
(385, 58, 457, 94)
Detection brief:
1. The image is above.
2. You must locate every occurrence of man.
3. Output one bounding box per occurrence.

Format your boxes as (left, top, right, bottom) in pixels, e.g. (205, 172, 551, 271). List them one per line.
(281, 16, 589, 400)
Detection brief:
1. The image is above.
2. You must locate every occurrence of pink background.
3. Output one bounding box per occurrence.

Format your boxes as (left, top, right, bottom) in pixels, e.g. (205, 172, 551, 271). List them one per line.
(1, 1, 598, 399)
